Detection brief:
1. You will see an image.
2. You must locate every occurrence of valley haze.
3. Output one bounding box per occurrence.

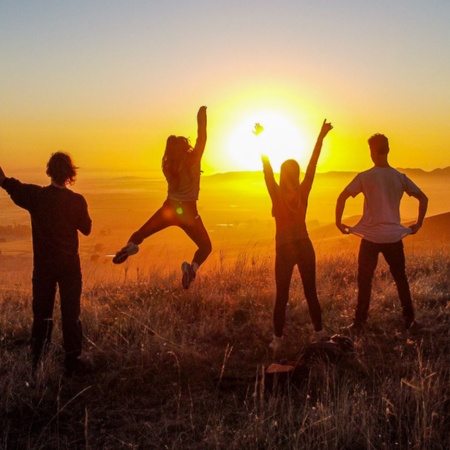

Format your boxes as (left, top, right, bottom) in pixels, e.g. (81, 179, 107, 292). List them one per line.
(0, 167, 448, 287)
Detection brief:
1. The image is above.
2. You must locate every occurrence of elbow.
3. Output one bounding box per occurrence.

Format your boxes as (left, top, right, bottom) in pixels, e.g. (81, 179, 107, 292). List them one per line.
(419, 192, 428, 208)
(81, 222, 92, 236)
(336, 192, 346, 205)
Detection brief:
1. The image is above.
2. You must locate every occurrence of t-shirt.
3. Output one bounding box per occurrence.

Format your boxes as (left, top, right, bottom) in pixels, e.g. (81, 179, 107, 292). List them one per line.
(345, 166, 422, 243)
(2, 178, 92, 273)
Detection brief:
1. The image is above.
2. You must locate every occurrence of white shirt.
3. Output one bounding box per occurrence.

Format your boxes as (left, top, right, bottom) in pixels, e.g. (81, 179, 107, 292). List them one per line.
(345, 167, 422, 243)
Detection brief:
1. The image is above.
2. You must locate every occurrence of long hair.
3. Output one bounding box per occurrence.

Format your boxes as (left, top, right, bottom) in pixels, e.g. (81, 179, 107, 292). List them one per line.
(46, 152, 78, 185)
(161, 135, 193, 186)
(279, 159, 300, 191)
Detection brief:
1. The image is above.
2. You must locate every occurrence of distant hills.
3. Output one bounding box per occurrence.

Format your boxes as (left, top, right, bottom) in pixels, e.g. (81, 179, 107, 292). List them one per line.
(396, 167, 450, 178)
(308, 211, 450, 249)
(206, 166, 450, 180)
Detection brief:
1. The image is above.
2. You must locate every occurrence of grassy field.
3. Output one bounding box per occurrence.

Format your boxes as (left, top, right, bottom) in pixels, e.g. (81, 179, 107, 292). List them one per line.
(0, 242, 449, 449)
(0, 172, 449, 449)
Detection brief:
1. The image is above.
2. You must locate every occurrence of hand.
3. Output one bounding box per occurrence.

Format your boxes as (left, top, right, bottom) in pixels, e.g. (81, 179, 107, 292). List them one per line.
(197, 105, 207, 118)
(336, 223, 350, 234)
(261, 154, 269, 164)
(0, 167, 6, 186)
(319, 119, 333, 138)
(409, 223, 422, 234)
(253, 123, 264, 136)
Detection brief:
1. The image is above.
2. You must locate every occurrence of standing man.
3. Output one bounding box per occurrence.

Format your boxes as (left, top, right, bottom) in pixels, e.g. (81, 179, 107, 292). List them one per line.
(335, 134, 428, 331)
(0, 152, 92, 376)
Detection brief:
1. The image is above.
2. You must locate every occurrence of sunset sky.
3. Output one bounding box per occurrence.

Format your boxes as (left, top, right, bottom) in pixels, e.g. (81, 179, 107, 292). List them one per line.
(1, 1, 449, 177)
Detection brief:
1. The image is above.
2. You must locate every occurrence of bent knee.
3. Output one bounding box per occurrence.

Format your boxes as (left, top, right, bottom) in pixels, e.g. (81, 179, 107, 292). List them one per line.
(203, 239, 212, 256)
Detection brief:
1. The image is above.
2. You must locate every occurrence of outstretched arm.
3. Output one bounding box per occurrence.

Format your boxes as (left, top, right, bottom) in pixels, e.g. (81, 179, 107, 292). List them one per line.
(193, 105, 207, 158)
(409, 191, 428, 234)
(0, 170, 38, 211)
(335, 189, 352, 234)
(303, 119, 333, 191)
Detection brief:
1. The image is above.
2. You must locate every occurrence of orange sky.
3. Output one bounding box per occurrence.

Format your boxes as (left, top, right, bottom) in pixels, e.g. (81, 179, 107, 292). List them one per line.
(1, 1, 449, 177)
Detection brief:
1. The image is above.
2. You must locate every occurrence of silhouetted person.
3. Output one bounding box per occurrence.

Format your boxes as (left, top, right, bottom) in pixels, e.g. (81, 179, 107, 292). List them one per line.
(335, 134, 428, 331)
(0, 153, 92, 376)
(113, 106, 212, 289)
(261, 119, 333, 352)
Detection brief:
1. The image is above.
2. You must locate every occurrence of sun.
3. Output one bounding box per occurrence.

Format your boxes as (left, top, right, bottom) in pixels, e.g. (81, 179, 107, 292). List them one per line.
(225, 110, 307, 172)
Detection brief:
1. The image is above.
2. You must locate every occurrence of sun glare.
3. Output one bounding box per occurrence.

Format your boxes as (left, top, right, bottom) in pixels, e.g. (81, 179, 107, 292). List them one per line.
(225, 110, 307, 172)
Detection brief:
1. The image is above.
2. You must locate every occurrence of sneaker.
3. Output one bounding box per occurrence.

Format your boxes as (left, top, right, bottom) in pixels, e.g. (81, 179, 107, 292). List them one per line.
(181, 262, 196, 289)
(113, 242, 139, 264)
(269, 335, 283, 352)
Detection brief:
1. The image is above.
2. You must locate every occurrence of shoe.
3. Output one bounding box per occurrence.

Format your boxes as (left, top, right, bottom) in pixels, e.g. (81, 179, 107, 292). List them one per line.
(269, 335, 283, 352)
(113, 242, 139, 264)
(314, 329, 328, 341)
(181, 262, 196, 289)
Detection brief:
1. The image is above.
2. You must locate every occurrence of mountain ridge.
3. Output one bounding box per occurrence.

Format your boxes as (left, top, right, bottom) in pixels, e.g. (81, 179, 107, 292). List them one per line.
(205, 166, 450, 180)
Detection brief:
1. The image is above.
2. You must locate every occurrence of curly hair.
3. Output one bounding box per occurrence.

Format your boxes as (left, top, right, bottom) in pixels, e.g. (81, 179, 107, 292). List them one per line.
(46, 152, 78, 185)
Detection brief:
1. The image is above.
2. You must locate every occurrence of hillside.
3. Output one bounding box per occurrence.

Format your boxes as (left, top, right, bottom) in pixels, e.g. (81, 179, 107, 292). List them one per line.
(206, 166, 450, 180)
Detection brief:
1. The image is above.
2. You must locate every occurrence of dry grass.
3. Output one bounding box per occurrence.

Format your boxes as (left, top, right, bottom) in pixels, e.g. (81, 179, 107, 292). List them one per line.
(0, 247, 449, 449)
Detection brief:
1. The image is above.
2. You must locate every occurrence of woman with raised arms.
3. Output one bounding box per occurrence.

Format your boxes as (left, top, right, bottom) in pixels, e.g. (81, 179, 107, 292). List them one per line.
(113, 106, 212, 290)
(259, 119, 333, 351)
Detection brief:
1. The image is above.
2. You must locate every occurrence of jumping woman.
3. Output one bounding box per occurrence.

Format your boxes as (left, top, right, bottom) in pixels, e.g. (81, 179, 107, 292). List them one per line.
(260, 119, 333, 351)
(113, 106, 212, 289)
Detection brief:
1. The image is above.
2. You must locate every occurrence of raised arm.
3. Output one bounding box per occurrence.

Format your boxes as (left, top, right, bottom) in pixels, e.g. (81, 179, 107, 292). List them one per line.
(408, 190, 428, 234)
(335, 189, 352, 234)
(261, 154, 278, 197)
(193, 105, 207, 158)
(303, 119, 333, 191)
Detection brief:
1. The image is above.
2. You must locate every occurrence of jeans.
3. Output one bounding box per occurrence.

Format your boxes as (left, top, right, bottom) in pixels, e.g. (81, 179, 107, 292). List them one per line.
(31, 269, 83, 369)
(274, 238, 322, 336)
(355, 239, 414, 325)
(129, 199, 212, 267)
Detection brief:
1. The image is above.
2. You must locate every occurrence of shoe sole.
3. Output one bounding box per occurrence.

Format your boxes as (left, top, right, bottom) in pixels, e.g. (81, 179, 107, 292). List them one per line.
(113, 250, 129, 264)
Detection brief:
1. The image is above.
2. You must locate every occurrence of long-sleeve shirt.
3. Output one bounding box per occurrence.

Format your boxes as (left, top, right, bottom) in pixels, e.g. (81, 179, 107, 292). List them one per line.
(1, 178, 92, 273)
